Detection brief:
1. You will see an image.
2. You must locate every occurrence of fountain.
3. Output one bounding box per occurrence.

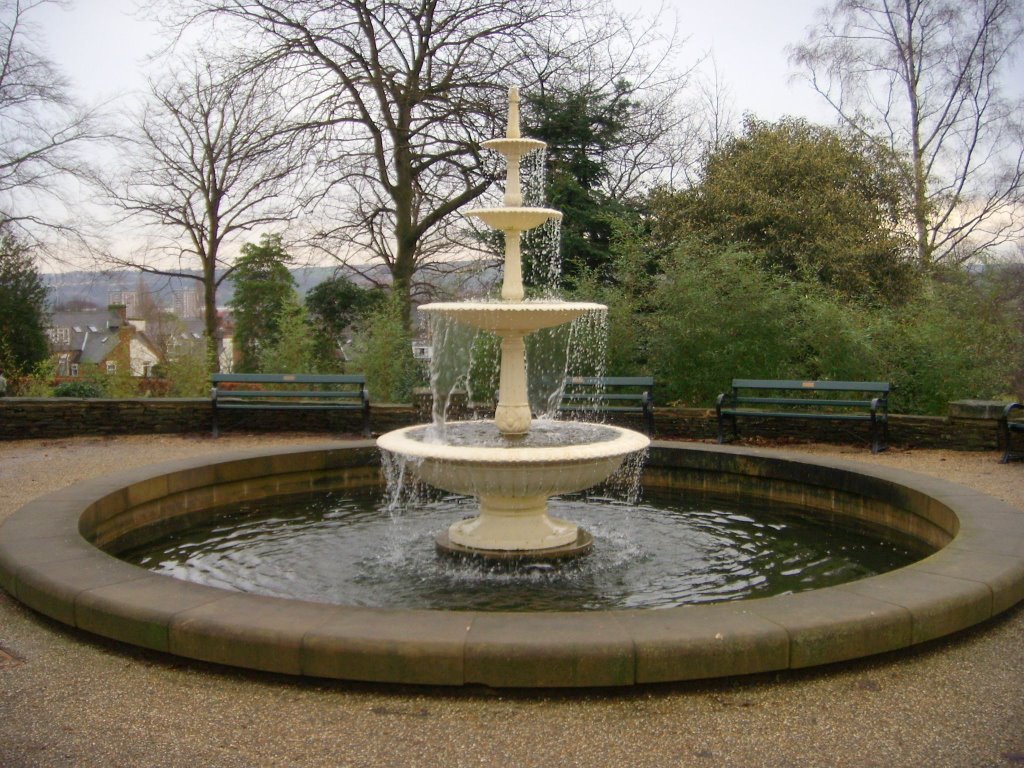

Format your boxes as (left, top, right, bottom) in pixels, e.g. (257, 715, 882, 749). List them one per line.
(4, 87, 1023, 689)
(377, 87, 650, 559)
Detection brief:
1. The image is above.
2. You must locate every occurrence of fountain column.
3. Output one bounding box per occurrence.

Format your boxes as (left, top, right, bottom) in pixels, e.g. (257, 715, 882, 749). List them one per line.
(495, 331, 530, 436)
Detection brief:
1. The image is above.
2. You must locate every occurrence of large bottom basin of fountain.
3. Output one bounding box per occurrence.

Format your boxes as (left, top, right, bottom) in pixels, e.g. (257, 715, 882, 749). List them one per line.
(378, 420, 649, 554)
(1, 440, 1023, 688)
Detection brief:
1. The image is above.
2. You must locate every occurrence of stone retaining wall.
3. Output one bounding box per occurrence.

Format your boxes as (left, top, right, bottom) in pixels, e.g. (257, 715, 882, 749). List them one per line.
(0, 397, 1008, 451)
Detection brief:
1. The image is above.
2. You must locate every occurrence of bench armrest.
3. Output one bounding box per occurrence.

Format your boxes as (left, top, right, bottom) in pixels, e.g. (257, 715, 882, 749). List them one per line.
(714, 391, 733, 414)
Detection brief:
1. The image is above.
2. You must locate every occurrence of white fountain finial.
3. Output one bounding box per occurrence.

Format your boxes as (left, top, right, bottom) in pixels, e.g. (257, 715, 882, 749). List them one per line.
(507, 86, 521, 139)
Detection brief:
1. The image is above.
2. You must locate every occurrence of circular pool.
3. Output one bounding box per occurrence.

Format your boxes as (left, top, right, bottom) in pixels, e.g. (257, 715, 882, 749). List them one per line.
(1, 440, 1022, 687)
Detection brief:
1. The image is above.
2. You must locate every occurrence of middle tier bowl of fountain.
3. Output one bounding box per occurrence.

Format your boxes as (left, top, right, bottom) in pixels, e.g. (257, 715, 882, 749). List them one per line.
(377, 420, 650, 554)
(420, 301, 605, 333)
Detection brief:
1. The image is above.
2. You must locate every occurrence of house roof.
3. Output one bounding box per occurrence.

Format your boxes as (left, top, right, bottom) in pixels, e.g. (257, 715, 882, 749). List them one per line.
(77, 332, 122, 364)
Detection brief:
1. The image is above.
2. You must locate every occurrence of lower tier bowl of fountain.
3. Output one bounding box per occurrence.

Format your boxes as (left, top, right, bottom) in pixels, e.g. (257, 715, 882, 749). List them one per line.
(377, 420, 650, 553)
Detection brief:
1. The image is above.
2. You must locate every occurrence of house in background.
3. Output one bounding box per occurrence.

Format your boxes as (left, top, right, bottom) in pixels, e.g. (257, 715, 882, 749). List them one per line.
(47, 305, 162, 379)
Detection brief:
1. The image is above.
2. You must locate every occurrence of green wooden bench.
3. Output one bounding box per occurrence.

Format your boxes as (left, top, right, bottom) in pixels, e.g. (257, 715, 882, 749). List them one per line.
(559, 376, 655, 435)
(716, 379, 890, 453)
(999, 402, 1024, 463)
(211, 373, 370, 438)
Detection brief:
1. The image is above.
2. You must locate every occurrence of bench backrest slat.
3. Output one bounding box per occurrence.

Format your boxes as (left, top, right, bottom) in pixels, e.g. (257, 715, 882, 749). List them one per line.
(566, 376, 654, 387)
(212, 373, 365, 386)
(731, 379, 889, 394)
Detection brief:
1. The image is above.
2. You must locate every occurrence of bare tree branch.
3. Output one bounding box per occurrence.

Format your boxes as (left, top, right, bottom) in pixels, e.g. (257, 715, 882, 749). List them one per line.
(101, 51, 309, 370)
(0, 0, 107, 258)
(790, 0, 1024, 266)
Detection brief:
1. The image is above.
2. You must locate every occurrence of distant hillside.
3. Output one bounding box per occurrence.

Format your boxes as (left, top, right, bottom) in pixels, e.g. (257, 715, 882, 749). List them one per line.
(43, 259, 498, 312)
(43, 266, 371, 310)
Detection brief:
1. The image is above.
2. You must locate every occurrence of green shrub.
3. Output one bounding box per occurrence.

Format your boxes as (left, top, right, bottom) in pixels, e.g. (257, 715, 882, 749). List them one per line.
(596, 239, 1019, 415)
(53, 380, 106, 398)
(349, 294, 423, 403)
(259, 294, 318, 374)
(160, 346, 211, 397)
(9, 357, 57, 396)
(877, 276, 1021, 414)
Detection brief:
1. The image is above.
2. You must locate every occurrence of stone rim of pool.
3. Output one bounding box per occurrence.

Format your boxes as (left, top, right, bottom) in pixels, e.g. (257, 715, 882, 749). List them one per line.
(1, 439, 1021, 688)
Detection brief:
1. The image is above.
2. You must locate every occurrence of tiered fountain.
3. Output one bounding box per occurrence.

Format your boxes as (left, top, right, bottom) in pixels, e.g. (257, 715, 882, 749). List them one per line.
(377, 87, 650, 560)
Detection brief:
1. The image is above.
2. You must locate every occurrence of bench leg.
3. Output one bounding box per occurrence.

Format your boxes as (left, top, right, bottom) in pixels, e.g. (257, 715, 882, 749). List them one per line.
(716, 413, 736, 445)
(1000, 424, 1022, 463)
(870, 416, 887, 454)
(212, 407, 219, 439)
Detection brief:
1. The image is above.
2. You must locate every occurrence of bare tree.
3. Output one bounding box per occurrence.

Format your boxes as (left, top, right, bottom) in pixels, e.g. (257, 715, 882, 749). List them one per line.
(169, 0, 672, 326)
(0, 0, 103, 250)
(105, 54, 307, 370)
(790, 0, 1024, 267)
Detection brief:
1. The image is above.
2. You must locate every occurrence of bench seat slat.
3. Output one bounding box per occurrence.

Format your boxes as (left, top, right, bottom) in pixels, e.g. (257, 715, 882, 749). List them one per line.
(720, 409, 878, 421)
(733, 397, 881, 408)
(561, 397, 647, 403)
(215, 403, 364, 411)
(215, 389, 364, 399)
(212, 373, 366, 385)
(731, 378, 890, 392)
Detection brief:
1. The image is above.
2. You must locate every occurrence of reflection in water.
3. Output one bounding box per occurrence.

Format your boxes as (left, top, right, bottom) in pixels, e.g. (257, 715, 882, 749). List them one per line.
(119, 488, 918, 612)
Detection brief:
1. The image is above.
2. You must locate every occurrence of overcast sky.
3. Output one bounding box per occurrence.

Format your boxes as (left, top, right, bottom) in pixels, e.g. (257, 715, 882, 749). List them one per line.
(38, 0, 839, 123)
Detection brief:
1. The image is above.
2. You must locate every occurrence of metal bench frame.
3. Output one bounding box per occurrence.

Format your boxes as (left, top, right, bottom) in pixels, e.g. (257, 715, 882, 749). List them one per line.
(211, 373, 370, 438)
(559, 375, 655, 436)
(716, 378, 890, 453)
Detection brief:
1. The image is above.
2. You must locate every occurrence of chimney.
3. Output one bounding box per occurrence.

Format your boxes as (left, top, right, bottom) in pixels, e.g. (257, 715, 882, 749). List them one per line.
(108, 304, 127, 329)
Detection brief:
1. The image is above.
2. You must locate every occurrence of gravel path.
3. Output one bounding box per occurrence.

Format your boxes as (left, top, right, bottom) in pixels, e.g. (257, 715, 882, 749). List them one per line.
(1, 434, 1022, 768)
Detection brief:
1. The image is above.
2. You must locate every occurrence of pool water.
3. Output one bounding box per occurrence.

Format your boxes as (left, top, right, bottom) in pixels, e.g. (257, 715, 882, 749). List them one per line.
(119, 488, 918, 612)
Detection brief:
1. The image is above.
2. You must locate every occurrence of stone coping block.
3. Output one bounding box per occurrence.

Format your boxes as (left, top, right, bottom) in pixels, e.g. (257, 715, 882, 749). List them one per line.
(0, 440, 1022, 688)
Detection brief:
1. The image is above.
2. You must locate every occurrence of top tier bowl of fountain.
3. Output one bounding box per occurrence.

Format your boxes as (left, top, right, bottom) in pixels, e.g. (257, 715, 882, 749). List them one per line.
(376, 86, 650, 558)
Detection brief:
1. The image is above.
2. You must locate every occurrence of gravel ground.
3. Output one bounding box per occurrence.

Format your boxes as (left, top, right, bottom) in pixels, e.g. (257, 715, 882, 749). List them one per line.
(1, 433, 1022, 768)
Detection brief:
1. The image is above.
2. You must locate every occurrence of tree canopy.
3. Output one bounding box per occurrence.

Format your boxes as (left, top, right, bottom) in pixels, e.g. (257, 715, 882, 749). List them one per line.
(522, 81, 643, 285)
(0, 0, 102, 250)
(653, 116, 918, 304)
(305, 274, 385, 368)
(108, 54, 305, 372)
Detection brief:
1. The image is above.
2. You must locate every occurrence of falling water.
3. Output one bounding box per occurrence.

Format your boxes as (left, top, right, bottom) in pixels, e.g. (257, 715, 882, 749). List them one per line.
(521, 148, 547, 206)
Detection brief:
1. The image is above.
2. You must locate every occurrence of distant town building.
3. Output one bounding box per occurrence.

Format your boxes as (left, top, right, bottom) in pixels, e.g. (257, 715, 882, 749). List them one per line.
(107, 289, 140, 318)
(411, 341, 433, 361)
(48, 305, 161, 379)
(172, 289, 203, 319)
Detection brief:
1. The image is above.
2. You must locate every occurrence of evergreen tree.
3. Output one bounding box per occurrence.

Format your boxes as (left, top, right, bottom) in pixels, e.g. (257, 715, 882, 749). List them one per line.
(523, 82, 642, 287)
(229, 234, 298, 372)
(259, 294, 318, 374)
(305, 275, 385, 370)
(0, 228, 49, 375)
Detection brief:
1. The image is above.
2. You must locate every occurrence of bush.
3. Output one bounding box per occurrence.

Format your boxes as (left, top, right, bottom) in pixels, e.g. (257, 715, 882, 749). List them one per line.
(8, 357, 57, 396)
(159, 346, 211, 397)
(597, 239, 1019, 414)
(349, 294, 423, 403)
(876, 275, 1021, 414)
(53, 380, 106, 398)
